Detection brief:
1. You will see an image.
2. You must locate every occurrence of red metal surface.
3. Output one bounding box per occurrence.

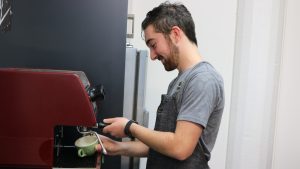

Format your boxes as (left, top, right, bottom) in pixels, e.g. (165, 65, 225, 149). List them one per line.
(0, 68, 97, 168)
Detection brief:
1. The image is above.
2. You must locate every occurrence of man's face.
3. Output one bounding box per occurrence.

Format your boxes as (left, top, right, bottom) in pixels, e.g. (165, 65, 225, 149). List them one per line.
(144, 25, 179, 71)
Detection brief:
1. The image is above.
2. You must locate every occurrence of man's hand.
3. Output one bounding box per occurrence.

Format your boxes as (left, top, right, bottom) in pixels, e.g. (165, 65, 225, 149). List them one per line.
(95, 134, 123, 155)
(95, 134, 149, 157)
(102, 117, 129, 138)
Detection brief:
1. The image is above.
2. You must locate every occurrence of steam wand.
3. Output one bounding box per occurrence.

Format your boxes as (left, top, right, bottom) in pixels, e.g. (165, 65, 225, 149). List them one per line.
(90, 131, 107, 155)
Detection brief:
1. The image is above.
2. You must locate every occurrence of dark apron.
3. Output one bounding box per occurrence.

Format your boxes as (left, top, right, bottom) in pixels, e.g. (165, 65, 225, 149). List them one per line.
(146, 71, 210, 169)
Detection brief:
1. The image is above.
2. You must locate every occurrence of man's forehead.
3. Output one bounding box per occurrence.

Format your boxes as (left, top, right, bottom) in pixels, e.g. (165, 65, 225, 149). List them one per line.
(144, 26, 154, 38)
(144, 25, 159, 43)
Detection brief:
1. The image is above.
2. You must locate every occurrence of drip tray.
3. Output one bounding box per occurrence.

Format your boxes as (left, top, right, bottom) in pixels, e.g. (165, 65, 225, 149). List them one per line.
(53, 147, 98, 168)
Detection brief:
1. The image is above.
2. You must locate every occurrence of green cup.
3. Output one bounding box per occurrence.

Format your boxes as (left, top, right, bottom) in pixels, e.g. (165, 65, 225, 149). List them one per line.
(75, 135, 99, 157)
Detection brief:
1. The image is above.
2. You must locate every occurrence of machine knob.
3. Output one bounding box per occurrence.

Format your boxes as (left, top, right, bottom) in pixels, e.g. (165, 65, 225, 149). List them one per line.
(87, 84, 105, 102)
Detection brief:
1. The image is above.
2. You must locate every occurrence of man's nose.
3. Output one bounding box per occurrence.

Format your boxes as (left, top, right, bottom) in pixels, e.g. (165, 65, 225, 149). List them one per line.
(150, 50, 157, 60)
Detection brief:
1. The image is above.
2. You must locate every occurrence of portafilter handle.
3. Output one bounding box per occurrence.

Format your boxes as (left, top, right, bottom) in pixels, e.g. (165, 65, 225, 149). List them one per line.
(76, 122, 109, 134)
(97, 122, 110, 129)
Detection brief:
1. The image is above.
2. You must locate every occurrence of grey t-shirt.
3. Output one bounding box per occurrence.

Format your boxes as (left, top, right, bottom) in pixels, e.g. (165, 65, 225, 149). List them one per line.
(167, 61, 224, 160)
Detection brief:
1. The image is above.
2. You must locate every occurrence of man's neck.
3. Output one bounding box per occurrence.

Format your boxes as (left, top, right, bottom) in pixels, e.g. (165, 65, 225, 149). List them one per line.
(177, 44, 202, 72)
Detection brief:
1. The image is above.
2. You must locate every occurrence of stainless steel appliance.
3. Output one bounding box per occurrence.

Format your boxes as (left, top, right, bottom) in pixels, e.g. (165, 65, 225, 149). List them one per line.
(122, 47, 148, 169)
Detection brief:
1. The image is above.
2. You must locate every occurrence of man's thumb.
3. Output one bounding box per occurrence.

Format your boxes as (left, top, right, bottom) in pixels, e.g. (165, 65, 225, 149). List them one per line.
(95, 144, 102, 152)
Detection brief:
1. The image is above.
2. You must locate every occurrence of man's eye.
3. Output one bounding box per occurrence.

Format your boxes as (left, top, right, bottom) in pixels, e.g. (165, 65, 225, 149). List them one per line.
(151, 43, 156, 49)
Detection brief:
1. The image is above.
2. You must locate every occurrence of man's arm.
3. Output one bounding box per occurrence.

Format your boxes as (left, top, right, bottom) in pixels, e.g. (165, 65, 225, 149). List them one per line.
(103, 118, 203, 160)
(131, 120, 203, 160)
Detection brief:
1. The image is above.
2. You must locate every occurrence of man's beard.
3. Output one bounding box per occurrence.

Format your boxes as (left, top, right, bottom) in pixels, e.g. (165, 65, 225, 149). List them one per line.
(160, 41, 179, 71)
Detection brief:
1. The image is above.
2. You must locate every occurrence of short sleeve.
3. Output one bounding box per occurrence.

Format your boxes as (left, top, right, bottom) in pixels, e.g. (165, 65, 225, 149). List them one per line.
(177, 72, 219, 128)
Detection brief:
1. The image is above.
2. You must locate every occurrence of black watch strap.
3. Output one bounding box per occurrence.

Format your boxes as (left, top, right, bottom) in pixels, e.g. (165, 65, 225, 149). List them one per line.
(124, 120, 138, 139)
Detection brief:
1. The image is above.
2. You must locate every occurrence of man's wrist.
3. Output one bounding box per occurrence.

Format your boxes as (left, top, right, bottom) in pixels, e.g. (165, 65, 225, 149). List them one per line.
(124, 120, 138, 139)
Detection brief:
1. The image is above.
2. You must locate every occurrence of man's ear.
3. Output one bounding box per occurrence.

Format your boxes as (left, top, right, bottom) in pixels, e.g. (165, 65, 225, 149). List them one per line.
(170, 26, 182, 44)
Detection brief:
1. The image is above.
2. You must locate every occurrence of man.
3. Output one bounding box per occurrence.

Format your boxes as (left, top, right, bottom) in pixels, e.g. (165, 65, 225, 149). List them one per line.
(96, 2, 224, 169)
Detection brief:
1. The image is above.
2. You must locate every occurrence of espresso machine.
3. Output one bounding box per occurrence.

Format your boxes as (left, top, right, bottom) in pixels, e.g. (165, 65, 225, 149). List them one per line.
(0, 68, 106, 169)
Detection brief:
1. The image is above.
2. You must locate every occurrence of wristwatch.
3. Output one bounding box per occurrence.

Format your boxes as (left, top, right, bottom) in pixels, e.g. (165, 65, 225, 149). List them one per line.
(124, 120, 138, 139)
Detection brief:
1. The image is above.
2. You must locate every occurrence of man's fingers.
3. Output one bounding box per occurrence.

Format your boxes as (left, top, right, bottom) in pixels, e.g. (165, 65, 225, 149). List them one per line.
(95, 144, 102, 152)
(103, 118, 116, 123)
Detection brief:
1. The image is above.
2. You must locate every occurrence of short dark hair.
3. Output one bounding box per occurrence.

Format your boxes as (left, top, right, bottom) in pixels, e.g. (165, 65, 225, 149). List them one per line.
(142, 1, 197, 45)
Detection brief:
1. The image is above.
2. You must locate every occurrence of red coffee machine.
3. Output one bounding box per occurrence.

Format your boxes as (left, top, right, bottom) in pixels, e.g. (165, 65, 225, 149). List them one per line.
(0, 68, 105, 169)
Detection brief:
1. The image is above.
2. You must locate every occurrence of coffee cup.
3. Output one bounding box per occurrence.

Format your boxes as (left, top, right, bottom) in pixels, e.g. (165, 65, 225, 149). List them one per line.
(75, 135, 99, 157)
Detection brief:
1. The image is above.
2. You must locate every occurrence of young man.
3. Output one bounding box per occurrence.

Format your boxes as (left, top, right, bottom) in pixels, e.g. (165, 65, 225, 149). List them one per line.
(96, 2, 224, 169)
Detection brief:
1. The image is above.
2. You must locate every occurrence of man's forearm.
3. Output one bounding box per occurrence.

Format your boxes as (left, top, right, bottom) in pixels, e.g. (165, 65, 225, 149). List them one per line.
(119, 140, 149, 157)
(129, 123, 176, 157)
(129, 121, 202, 160)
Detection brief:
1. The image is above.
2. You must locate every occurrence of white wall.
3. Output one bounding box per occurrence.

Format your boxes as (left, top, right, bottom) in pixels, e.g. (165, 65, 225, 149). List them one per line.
(127, 0, 237, 169)
(225, 0, 286, 168)
(225, 0, 300, 168)
(272, 0, 300, 168)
